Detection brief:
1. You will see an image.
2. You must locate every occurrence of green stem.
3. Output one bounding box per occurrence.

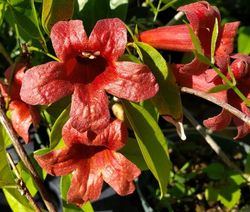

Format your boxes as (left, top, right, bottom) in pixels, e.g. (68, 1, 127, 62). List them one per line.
(212, 65, 250, 107)
(153, 0, 162, 22)
(28, 47, 60, 62)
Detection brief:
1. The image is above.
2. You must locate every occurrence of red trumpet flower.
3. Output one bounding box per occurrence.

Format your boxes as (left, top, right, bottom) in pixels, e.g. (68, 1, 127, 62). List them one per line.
(20, 18, 158, 134)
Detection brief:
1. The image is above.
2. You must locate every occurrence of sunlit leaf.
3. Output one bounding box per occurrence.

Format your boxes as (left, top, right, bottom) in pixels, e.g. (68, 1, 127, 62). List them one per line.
(123, 101, 171, 197)
(136, 42, 182, 120)
(211, 18, 219, 64)
(42, 0, 74, 35)
(0, 2, 7, 27)
(119, 137, 148, 170)
(3, 188, 33, 212)
(186, 23, 203, 55)
(238, 26, 250, 55)
(207, 84, 231, 93)
(49, 105, 70, 149)
(0, 125, 15, 188)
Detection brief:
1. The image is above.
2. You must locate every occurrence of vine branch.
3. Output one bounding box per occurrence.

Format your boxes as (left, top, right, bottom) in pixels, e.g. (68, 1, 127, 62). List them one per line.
(180, 86, 250, 126)
(6, 152, 42, 212)
(0, 105, 56, 212)
(183, 107, 250, 182)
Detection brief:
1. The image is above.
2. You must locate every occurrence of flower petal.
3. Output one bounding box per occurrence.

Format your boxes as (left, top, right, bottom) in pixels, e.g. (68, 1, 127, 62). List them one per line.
(9, 101, 33, 143)
(99, 150, 141, 195)
(20, 62, 73, 105)
(35, 146, 81, 176)
(88, 18, 127, 61)
(63, 119, 127, 150)
(233, 102, 250, 139)
(50, 20, 88, 61)
(102, 62, 158, 102)
(203, 109, 232, 131)
(178, 1, 220, 31)
(67, 160, 103, 206)
(215, 22, 240, 70)
(69, 84, 110, 132)
(139, 25, 194, 52)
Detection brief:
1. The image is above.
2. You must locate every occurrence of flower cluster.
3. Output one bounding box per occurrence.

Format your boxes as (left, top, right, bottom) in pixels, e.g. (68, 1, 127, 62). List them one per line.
(20, 18, 158, 205)
(139, 1, 250, 139)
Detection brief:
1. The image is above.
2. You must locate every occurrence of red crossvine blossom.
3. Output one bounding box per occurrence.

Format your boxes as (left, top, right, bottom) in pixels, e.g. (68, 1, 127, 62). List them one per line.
(0, 63, 40, 143)
(139, 1, 239, 74)
(20, 18, 158, 133)
(35, 119, 140, 206)
(204, 54, 250, 139)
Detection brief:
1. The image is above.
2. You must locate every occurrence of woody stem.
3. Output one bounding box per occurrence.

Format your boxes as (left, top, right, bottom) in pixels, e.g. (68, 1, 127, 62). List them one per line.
(6, 152, 42, 212)
(183, 107, 250, 182)
(0, 105, 57, 212)
(180, 86, 250, 126)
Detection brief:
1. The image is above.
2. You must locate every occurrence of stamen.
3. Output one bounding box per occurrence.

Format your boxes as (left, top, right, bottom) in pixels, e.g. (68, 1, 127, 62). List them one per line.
(81, 51, 97, 59)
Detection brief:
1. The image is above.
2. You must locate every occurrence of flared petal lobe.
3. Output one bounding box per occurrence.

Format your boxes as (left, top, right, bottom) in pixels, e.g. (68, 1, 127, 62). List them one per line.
(178, 1, 220, 31)
(88, 18, 127, 61)
(203, 109, 232, 131)
(99, 150, 141, 195)
(35, 146, 81, 176)
(50, 20, 88, 61)
(102, 62, 159, 102)
(69, 84, 110, 133)
(20, 62, 74, 105)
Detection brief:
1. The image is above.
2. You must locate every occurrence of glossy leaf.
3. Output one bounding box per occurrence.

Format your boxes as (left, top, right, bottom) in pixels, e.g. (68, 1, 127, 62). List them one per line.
(187, 23, 203, 55)
(49, 105, 70, 149)
(136, 42, 182, 120)
(3, 188, 34, 212)
(119, 137, 148, 170)
(0, 125, 15, 188)
(60, 175, 94, 212)
(238, 26, 250, 55)
(123, 101, 171, 197)
(0, 2, 7, 27)
(42, 0, 74, 34)
(8, 0, 45, 40)
(207, 84, 231, 93)
(76, 0, 128, 34)
(211, 18, 219, 64)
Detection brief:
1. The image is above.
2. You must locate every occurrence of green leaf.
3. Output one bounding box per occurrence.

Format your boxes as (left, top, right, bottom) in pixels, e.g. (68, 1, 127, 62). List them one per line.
(42, 0, 74, 35)
(244, 151, 250, 174)
(49, 105, 70, 149)
(119, 137, 148, 170)
(227, 64, 237, 86)
(76, 0, 128, 34)
(207, 84, 231, 93)
(122, 101, 171, 198)
(136, 42, 182, 120)
(7, 0, 46, 49)
(203, 163, 225, 180)
(205, 186, 219, 202)
(238, 26, 250, 55)
(3, 188, 34, 212)
(211, 18, 219, 64)
(0, 125, 15, 188)
(218, 181, 241, 209)
(140, 100, 159, 122)
(61, 175, 94, 212)
(0, 2, 7, 27)
(186, 23, 203, 55)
